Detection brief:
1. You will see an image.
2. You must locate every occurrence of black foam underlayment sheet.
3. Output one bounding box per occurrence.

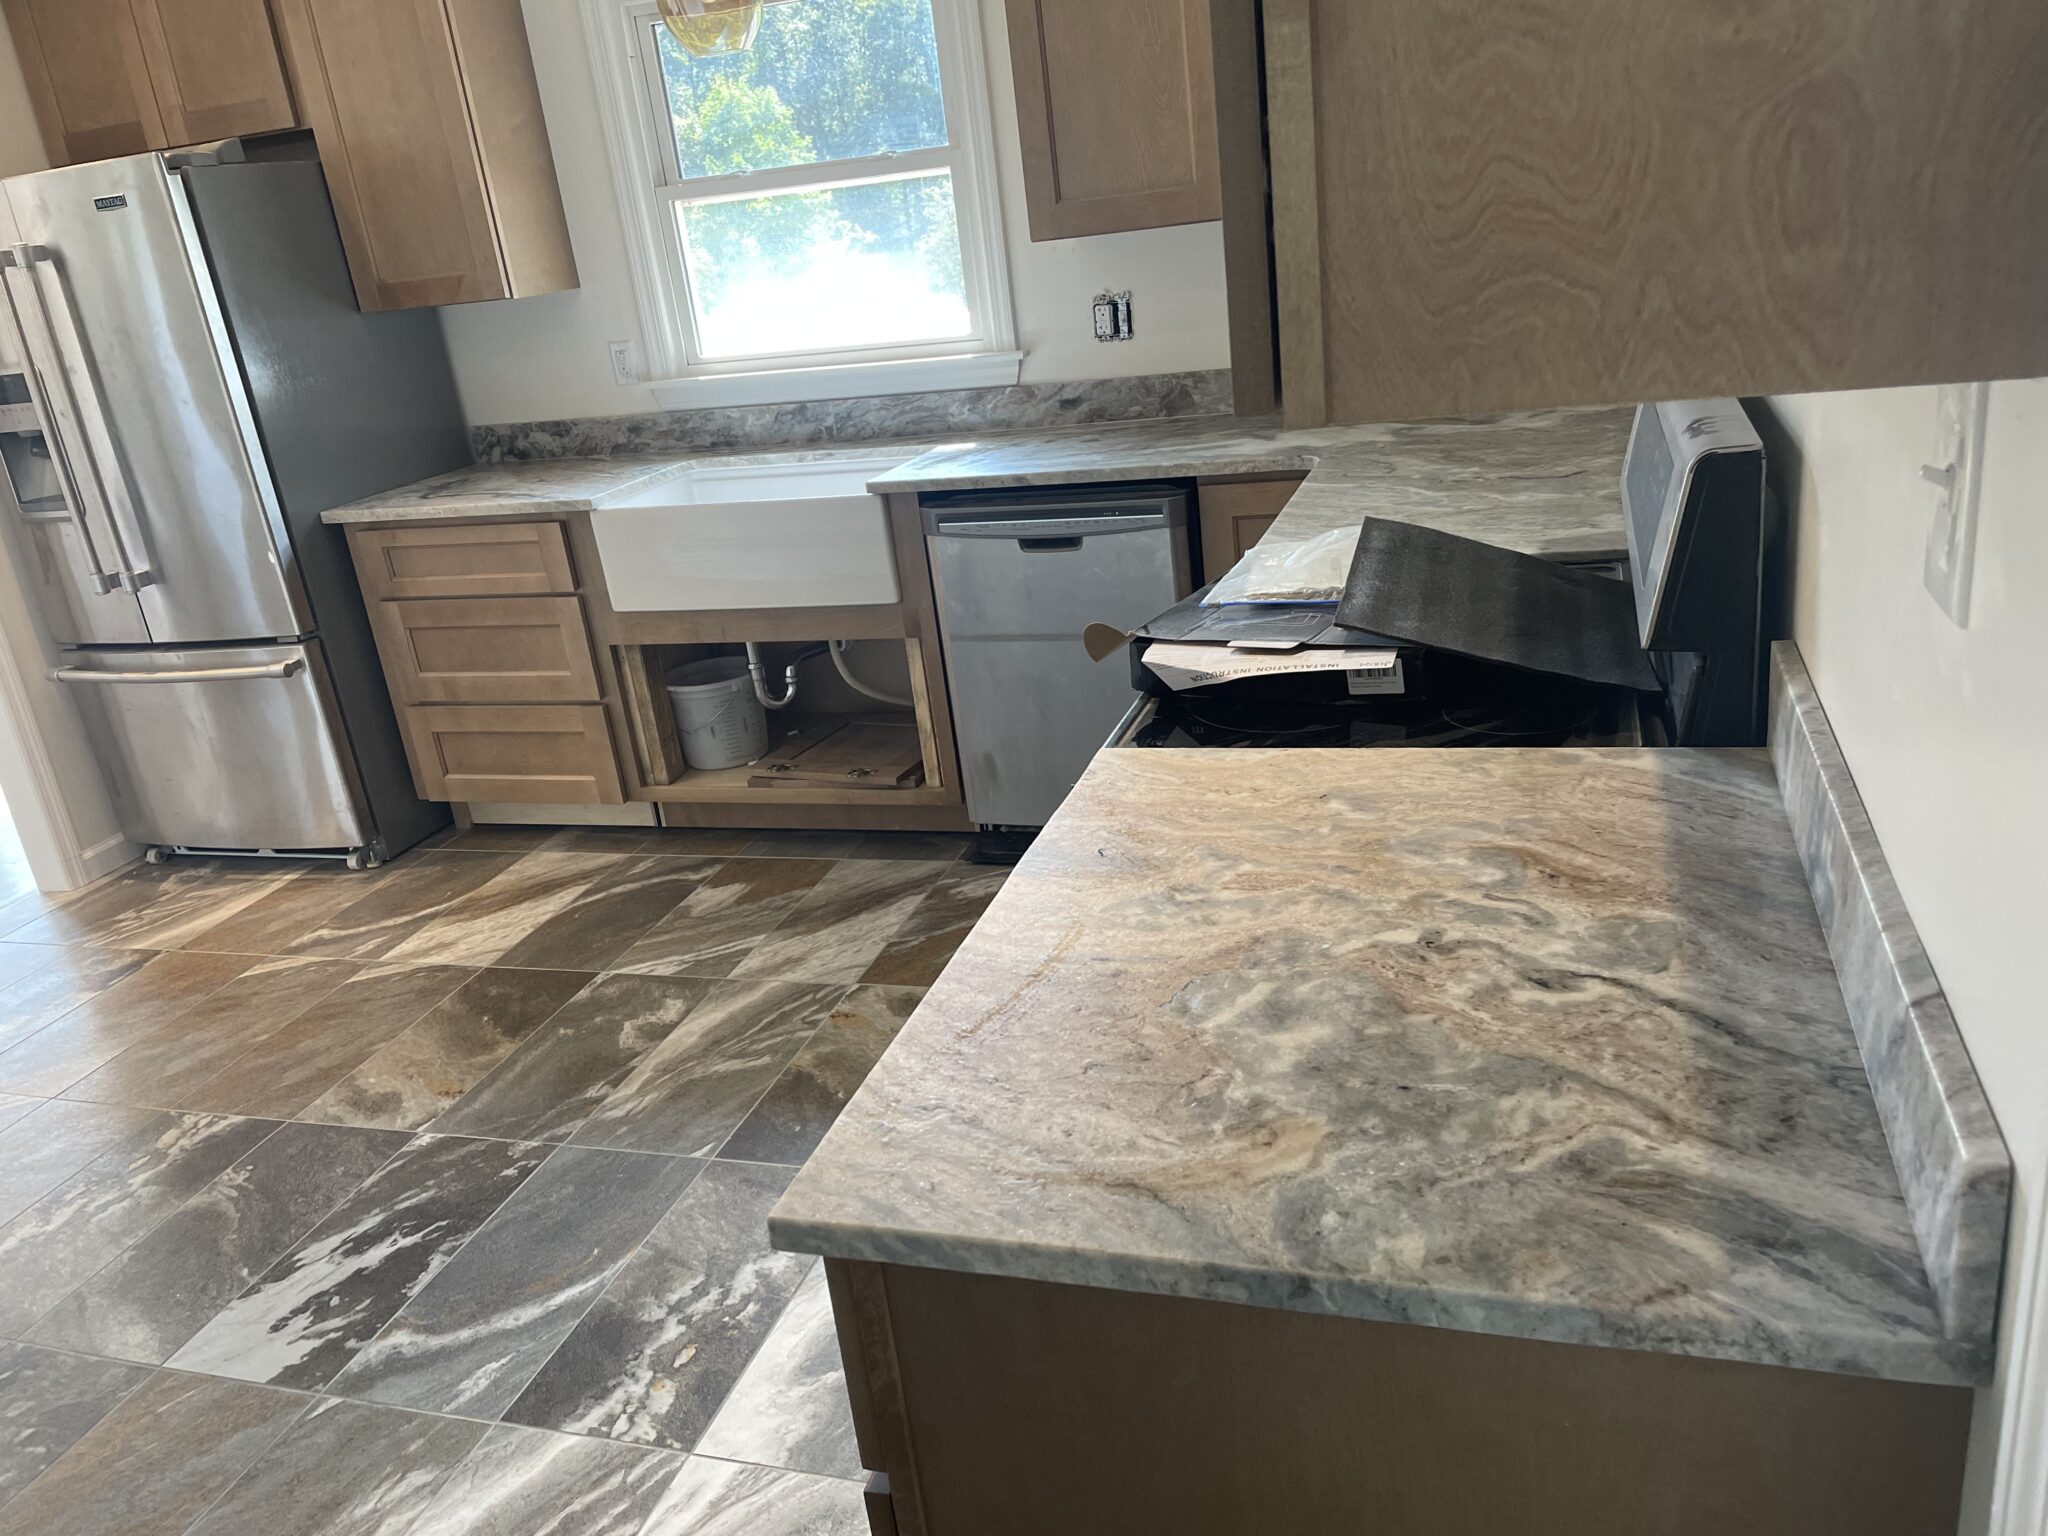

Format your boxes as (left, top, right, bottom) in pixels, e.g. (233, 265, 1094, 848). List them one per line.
(1333, 517, 1661, 692)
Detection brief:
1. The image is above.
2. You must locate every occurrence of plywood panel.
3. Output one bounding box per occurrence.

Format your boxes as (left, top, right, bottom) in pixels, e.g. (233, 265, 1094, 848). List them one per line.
(1275, 0, 2048, 423)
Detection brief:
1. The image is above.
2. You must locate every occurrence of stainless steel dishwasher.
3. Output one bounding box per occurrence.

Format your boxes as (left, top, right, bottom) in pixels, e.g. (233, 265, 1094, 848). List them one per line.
(925, 485, 1191, 827)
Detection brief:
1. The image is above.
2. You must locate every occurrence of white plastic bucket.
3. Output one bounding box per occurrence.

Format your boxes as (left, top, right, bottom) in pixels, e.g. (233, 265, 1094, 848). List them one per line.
(667, 658, 769, 771)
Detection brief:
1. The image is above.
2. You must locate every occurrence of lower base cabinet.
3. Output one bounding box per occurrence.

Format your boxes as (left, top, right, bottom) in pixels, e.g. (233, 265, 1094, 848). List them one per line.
(402, 703, 624, 805)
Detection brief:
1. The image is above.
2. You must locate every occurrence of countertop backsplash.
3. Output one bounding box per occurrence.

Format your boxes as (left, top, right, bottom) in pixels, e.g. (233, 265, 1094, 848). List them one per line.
(471, 368, 1234, 462)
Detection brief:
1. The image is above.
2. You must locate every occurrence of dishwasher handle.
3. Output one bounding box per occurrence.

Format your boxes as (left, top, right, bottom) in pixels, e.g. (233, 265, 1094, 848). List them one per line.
(927, 512, 1170, 542)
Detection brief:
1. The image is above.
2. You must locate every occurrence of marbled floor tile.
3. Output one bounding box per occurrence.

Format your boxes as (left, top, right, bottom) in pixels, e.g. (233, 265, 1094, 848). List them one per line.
(0, 1111, 280, 1336)
(738, 831, 862, 860)
(0, 949, 257, 1097)
(859, 866, 1007, 988)
(171, 1135, 550, 1391)
(2, 861, 301, 951)
(570, 980, 843, 1158)
(285, 852, 521, 961)
(696, 1263, 860, 1480)
(730, 860, 949, 986)
(0, 1099, 160, 1226)
(61, 956, 361, 1109)
(0, 1091, 38, 1133)
(0, 1340, 153, 1508)
(488, 856, 720, 973)
(28, 1122, 410, 1365)
(183, 1395, 488, 1536)
(719, 987, 921, 1167)
(845, 832, 970, 863)
(442, 826, 650, 855)
(640, 1457, 866, 1536)
(0, 941, 59, 997)
(503, 1160, 807, 1453)
(0, 946, 154, 1057)
(425, 974, 712, 1145)
(178, 866, 401, 958)
(435, 826, 563, 854)
(639, 828, 755, 858)
(327, 1147, 703, 1418)
(404, 1423, 689, 1536)
(300, 969, 590, 1132)
(0, 1370, 303, 1536)
(172, 963, 475, 1118)
(382, 853, 629, 968)
(609, 859, 836, 981)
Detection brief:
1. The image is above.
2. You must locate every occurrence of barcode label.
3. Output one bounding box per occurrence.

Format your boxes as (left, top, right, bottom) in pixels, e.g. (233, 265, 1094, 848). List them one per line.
(1346, 658, 1405, 696)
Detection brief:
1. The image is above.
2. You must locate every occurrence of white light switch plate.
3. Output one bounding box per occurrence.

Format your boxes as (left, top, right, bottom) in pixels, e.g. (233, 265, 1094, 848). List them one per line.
(1922, 382, 1987, 627)
(608, 340, 640, 387)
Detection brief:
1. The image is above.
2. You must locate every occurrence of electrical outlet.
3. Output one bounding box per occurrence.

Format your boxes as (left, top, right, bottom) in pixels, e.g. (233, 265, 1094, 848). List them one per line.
(607, 340, 640, 387)
(1922, 382, 1987, 626)
(1092, 291, 1133, 342)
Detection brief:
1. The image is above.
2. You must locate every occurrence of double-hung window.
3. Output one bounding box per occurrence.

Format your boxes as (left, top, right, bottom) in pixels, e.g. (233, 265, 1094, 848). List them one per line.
(585, 0, 1017, 402)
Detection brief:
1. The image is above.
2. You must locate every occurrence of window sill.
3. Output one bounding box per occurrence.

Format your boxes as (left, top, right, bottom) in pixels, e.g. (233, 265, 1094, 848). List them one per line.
(646, 350, 1025, 411)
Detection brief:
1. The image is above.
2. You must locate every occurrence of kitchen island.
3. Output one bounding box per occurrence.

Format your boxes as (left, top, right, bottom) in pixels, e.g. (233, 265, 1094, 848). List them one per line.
(769, 646, 2009, 1536)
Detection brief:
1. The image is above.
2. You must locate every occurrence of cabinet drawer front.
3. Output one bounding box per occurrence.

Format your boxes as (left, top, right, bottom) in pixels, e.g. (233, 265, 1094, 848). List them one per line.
(352, 522, 577, 599)
(374, 595, 599, 704)
(1198, 476, 1303, 576)
(404, 704, 622, 805)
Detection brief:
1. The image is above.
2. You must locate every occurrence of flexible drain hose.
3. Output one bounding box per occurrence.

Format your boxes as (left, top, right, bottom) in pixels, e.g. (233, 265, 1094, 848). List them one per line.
(829, 639, 913, 708)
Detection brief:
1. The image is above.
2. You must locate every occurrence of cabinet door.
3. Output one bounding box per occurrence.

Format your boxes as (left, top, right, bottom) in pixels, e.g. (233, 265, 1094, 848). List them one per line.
(404, 704, 624, 804)
(2, 0, 165, 164)
(128, 0, 297, 146)
(369, 595, 602, 705)
(270, 0, 508, 309)
(1264, 0, 2048, 425)
(1197, 477, 1300, 581)
(349, 522, 577, 601)
(1005, 0, 1221, 240)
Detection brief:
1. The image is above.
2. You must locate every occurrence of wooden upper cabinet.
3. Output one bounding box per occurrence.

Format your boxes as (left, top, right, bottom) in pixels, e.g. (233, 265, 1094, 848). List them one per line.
(1005, 0, 1221, 240)
(271, 0, 577, 311)
(2, 0, 167, 164)
(128, 0, 298, 146)
(1254, 0, 2048, 426)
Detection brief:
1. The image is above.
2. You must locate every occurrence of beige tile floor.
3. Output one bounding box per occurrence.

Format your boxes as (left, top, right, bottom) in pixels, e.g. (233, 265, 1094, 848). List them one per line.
(0, 825, 1006, 1535)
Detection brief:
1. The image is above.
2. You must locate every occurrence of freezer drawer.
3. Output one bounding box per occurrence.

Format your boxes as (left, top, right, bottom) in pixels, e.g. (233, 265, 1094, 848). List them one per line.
(57, 641, 372, 852)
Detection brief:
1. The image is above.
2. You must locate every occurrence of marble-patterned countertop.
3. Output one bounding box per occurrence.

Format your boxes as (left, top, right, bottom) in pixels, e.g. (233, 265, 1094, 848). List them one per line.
(771, 745, 1987, 1387)
(319, 443, 935, 525)
(869, 405, 1634, 599)
(322, 410, 1632, 600)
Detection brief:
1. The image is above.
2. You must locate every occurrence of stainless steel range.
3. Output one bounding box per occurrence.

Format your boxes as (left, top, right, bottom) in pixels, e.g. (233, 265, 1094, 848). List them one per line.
(0, 143, 470, 866)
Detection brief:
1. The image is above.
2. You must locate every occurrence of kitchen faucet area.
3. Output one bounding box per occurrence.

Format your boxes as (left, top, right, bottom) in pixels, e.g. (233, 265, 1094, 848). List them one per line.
(0, 2, 2041, 1534)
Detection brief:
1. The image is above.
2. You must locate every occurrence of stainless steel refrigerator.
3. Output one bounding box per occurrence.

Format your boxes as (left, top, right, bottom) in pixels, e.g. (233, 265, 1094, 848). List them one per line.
(0, 144, 469, 866)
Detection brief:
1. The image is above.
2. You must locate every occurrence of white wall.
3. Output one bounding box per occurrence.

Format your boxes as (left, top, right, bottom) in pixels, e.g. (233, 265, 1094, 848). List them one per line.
(438, 0, 1232, 426)
(1761, 380, 2048, 1536)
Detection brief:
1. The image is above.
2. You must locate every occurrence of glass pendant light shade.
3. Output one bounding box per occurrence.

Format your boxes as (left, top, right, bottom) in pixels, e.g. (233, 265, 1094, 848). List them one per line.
(657, 0, 765, 58)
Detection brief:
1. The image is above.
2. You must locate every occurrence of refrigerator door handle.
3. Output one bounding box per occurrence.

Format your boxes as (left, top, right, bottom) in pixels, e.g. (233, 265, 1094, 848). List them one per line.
(52, 658, 305, 685)
(3, 244, 157, 590)
(0, 249, 121, 596)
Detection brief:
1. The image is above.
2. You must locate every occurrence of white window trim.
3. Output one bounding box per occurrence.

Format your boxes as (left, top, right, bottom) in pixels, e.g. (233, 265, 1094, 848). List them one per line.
(581, 0, 1019, 405)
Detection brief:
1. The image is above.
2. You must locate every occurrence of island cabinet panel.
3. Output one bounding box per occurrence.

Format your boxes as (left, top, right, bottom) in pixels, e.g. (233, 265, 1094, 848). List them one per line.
(1260, 0, 2048, 424)
(271, 0, 576, 310)
(1004, 0, 1221, 240)
(2, 0, 167, 163)
(370, 595, 600, 705)
(128, 0, 298, 146)
(351, 521, 577, 600)
(829, 1260, 1973, 1536)
(403, 703, 623, 805)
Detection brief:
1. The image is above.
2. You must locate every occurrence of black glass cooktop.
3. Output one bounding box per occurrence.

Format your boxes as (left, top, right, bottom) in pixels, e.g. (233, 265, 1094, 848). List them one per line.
(1122, 654, 1643, 749)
